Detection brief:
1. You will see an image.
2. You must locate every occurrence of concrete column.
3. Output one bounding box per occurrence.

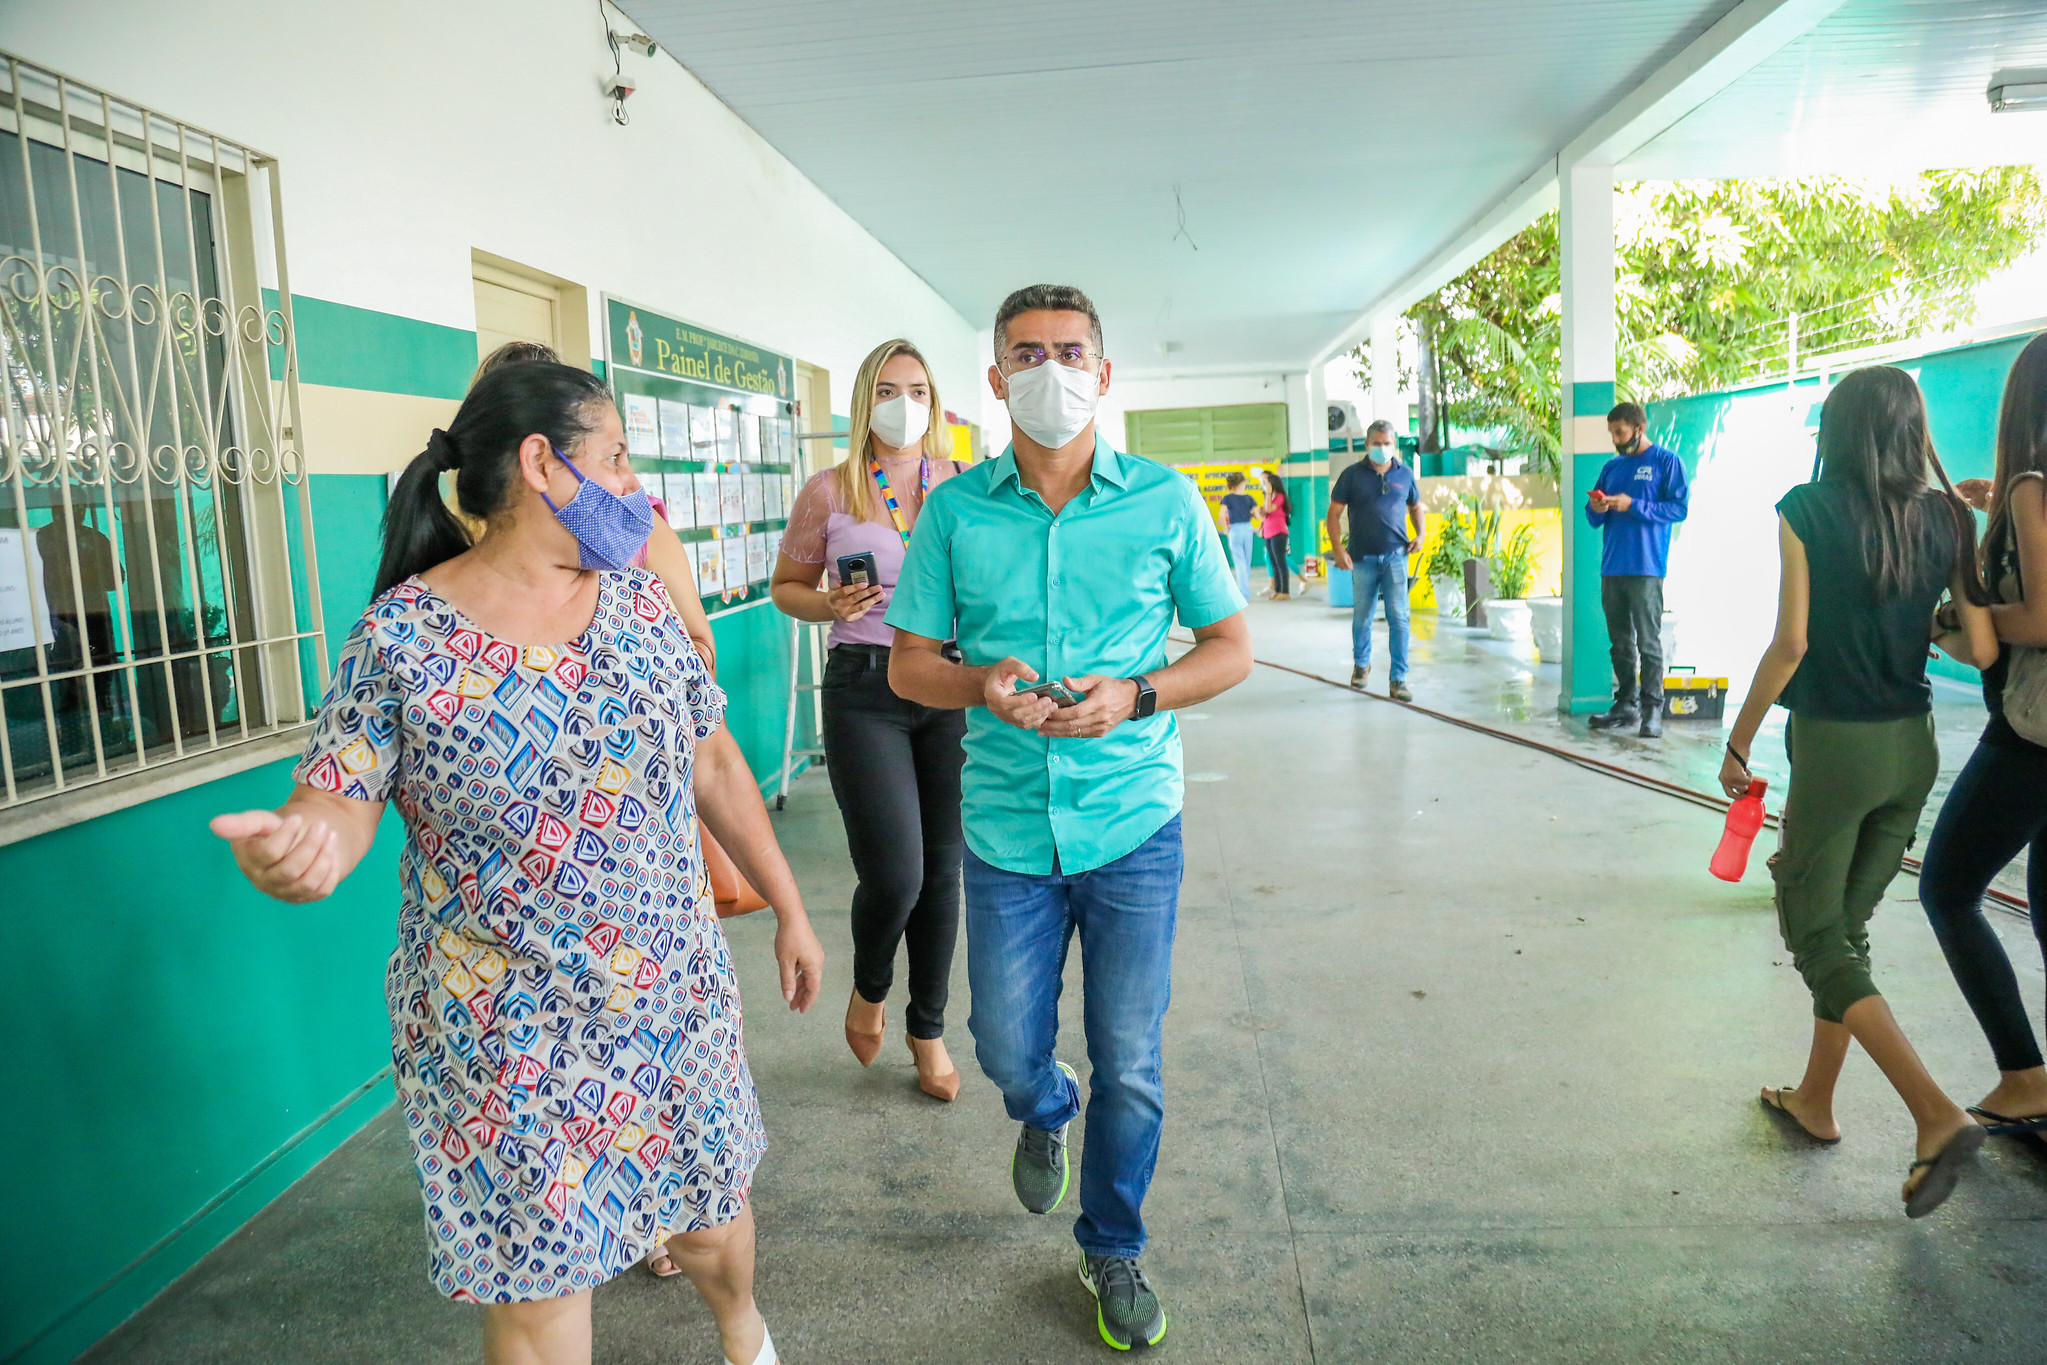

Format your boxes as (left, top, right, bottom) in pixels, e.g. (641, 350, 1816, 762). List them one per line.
(1557, 158, 1616, 715)
(1298, 368, 1323, 461)
(1368, 314, 1399, 430)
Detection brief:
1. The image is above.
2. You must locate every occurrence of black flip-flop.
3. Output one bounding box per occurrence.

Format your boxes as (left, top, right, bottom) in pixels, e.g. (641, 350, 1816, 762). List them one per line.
(1759, 1087, 1841, 1145)
(1966, 1104, 2047, 1138)
(1905, 1124, 1987, 1219)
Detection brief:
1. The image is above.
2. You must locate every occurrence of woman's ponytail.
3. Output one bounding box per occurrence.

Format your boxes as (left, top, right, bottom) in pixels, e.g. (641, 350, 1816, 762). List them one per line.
(371, 364, 612, 598)
(375, 429, 471, 596)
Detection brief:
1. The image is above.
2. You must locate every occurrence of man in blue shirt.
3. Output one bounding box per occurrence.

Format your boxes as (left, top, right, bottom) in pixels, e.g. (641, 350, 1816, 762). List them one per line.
(887, 283, 1251, 1351)
(1584, 401, 1689, 737)
(1326, 419, 1425, 701)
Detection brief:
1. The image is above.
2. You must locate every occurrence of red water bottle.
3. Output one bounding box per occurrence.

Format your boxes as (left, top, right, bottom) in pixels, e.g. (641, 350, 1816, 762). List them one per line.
(1710, 778, 1768, 882)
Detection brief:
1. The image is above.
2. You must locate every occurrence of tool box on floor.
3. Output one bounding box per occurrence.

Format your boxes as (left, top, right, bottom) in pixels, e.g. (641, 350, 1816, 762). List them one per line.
(1662, 668, 1728, 721)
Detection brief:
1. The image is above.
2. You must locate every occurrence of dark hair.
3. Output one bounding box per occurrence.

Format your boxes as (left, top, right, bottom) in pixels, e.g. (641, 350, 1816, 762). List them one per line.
(1262, 468, 1288, 512)
(1982, 332, 2047, 592)
(994, 283, 1103, 357)
(1607, 402, 1646, 429)
(374, 361, 612, 596)
(473, 339, 561, 385)
(1814, 366, 1987, 605)
(1225, 471, 1245, 487)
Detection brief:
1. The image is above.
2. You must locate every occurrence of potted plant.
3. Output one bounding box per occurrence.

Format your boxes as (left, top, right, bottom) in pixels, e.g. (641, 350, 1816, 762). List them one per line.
(1485, 523, 1538, 642)
(1422, 514, 1470, 619)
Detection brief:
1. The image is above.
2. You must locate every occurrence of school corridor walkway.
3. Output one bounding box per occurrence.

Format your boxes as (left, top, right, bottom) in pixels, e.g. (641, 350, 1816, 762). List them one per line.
(84, 599, 2047, 1364)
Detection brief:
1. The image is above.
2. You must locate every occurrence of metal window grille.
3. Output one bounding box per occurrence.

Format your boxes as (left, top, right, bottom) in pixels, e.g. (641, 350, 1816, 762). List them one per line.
(0, 52, 323, 812)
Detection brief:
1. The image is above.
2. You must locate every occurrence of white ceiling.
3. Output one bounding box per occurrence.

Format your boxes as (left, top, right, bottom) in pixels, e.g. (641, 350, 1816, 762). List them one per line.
(620, 0, 2047, 376)
(1625, 0, 2047, 179)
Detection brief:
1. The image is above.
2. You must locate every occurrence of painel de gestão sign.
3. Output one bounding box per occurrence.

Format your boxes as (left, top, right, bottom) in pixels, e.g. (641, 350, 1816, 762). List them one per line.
(606, 297, 791, 401)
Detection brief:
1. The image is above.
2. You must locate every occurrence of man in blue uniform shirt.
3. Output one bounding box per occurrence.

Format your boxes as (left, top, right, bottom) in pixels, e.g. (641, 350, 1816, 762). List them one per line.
(1584, 401, 1689, 737)
(1326, 419, 1425, 701)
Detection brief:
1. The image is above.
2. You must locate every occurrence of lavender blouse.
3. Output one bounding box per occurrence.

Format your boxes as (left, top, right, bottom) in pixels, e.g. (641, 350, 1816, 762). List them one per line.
(778, 454, 959, 649)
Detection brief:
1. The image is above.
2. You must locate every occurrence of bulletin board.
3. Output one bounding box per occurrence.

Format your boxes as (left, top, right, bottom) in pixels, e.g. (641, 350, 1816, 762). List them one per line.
(603, 296, 803, 615)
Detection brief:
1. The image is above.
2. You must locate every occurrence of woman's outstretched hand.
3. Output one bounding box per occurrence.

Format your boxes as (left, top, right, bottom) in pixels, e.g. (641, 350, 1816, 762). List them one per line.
(211, 808, 344, 903)
(774, 914, 825, 1012)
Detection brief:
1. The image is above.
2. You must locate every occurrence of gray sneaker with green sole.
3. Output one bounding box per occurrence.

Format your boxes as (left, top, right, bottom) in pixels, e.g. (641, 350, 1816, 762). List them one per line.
(1011, 1060, 1078, 1215)
(1080, 1251, 1168, 1350)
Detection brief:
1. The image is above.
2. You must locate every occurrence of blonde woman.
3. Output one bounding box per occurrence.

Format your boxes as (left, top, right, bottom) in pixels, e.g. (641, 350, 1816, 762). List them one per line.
(772, 340, 966, 1101)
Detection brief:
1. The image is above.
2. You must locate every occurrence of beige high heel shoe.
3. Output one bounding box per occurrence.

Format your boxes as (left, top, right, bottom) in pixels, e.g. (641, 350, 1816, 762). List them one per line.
(909, 1033, 961, 1102)
(845, 990, 884, 1067)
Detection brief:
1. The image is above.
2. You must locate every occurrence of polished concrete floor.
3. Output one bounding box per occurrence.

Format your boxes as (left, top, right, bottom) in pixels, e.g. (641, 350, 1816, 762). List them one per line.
(88, 595, 2047, 1363)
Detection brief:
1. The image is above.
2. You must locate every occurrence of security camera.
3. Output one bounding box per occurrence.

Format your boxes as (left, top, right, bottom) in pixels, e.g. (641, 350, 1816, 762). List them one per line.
(621, 32, 658, 58)
(607, 73, 637, 101)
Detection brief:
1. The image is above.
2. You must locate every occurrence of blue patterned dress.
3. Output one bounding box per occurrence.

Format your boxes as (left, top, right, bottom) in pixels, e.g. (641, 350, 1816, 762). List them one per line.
(295, 569, 766, 1303)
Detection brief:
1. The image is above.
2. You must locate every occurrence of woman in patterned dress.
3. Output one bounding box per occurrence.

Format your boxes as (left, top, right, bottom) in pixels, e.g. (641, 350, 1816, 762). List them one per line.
(211, 362, 821, 1365)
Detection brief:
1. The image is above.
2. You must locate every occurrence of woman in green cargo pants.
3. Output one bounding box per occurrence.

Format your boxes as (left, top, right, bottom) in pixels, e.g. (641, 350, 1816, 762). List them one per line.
(1719, 366, 1999, 1218)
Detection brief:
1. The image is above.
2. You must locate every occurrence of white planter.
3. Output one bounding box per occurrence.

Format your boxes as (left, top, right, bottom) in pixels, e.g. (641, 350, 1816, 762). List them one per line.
(1430, 574, 1465, 619)
(1528, 596, 1563, 661)
(1486, 597, 1533, 641)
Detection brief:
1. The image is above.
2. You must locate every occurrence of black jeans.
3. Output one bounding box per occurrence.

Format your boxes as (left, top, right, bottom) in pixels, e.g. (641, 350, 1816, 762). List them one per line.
(1918, 736, 2047, 1071)
(820, 643, 967, 1039)
(1601, 574, 1665, 709)
(1264, 532, 1290, 595)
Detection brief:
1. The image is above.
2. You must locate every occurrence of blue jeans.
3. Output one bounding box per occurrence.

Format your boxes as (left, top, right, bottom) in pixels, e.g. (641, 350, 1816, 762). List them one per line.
(1227, 522, 1254, 598)
(963, 815, 1183, 1259)
(1350, 552, 1411, 678)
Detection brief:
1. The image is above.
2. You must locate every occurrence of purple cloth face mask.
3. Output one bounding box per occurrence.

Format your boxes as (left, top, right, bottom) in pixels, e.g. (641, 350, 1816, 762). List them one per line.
(540, 445, 655, 571)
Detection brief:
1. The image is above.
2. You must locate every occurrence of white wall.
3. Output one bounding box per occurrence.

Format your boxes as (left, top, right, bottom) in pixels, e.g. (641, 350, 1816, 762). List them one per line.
(0, 0, 981, 423)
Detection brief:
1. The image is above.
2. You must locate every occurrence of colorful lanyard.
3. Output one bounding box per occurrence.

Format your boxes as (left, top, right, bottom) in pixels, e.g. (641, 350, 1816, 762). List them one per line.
(869, 457, 930, 547)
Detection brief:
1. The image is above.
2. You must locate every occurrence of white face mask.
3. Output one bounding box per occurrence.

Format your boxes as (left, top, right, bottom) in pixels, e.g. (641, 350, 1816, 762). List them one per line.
(1004, 358, 1100, 450)
(869, 393, 930, 451)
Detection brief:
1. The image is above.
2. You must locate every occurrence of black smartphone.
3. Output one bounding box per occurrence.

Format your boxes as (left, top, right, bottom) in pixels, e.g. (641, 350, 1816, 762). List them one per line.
(1017, 679, 1083, 707)
(835, 551, 880, 590)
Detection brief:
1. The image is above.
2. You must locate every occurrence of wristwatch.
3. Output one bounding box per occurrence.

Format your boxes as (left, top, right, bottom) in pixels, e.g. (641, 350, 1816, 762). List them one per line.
(1127, 674, 1157, 719)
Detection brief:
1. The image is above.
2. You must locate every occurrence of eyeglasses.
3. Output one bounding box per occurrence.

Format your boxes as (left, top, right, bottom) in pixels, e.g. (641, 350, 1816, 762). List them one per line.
(1002, 344, 1101, 371)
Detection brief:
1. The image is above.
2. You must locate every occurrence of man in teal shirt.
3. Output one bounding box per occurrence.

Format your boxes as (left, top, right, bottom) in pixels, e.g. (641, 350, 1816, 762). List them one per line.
(888, 284, 1250, 1350)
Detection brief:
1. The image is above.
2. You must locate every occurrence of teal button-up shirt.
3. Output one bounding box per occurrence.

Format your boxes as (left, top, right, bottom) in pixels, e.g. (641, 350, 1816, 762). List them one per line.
(885, 434, 1244, 874)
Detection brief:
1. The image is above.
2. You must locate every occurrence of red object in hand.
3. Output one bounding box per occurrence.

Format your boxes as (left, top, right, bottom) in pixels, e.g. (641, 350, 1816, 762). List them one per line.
(1710, 778, 1769, 882)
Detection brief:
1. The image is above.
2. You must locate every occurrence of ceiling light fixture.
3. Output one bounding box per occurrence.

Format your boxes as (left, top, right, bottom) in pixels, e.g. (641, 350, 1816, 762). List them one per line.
(1988, 70, 2047, 113)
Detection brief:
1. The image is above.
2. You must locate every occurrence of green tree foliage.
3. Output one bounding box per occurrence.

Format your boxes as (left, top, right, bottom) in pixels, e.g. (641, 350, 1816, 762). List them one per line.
(1376, 169, 2047, 483)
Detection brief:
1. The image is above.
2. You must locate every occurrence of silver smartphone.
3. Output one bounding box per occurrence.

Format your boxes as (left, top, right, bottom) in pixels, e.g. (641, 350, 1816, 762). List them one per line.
(1016, 680, 1083, 707)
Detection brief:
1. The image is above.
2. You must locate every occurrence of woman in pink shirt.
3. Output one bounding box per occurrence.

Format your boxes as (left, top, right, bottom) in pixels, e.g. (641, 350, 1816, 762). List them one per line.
(772, 340, 965, 1101)
(1260, 469, 1293, 599)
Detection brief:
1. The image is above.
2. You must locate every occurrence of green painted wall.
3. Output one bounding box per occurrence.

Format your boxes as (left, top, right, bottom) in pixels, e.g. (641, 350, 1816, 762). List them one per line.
(270, 291, 476, 399)
(0, 475, 404, 1365)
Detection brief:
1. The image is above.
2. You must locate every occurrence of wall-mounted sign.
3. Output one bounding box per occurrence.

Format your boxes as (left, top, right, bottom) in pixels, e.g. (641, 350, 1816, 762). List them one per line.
(601, 296, 802, 615)
(605, 296, 791, 401)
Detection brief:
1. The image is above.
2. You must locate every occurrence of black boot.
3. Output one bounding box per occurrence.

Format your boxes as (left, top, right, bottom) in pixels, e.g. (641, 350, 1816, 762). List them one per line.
(1638, 706, 1663, 738)
(1587, 700, 1640, 730)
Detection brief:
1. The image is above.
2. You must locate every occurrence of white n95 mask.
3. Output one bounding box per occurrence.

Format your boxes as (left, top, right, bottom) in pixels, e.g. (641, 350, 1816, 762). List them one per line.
(1004, 358, 1100, 450)
(869, 393, 930, 450)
